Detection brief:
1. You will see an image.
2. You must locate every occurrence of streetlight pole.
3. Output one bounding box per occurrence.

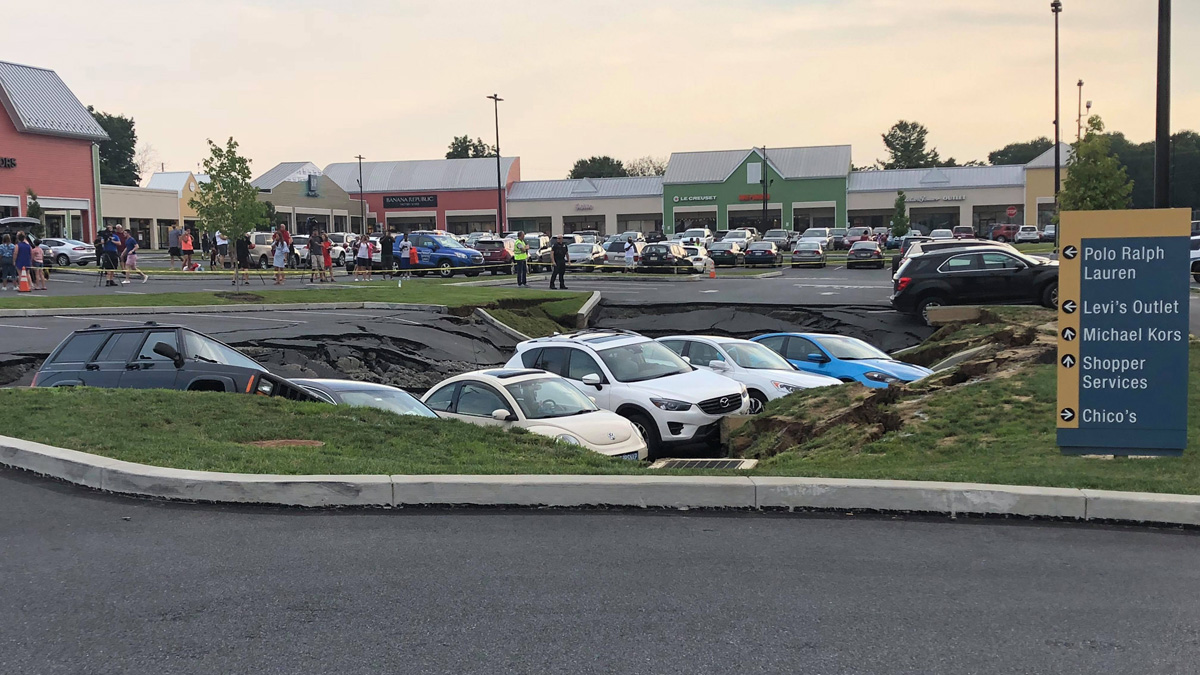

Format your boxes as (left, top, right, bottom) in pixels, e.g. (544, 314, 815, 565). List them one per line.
(355, 154, 366, 234)
(761, 146, 768, 234)
(1052, 1, 1062, 199)
(487, 94, 504, 232)
(1076, 79, 1084, 141)
(1153, 0, 1171, 208)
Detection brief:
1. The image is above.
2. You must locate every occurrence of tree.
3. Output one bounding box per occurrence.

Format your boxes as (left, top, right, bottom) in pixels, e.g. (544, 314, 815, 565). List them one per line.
(568, 156, 628, 179)
(134, 143, 160, 181)
(625, 155, 667, 176)
(877, 120, 942, 170)
(25, 188, 45, 238)
(988, 137, 1054, 166)
(189, 137, 266, 283)
(890, 191, 910, 238)
(1058, 116, 1133, 215)
(446, 135, 496, 159)
(87, 106, 140, 186)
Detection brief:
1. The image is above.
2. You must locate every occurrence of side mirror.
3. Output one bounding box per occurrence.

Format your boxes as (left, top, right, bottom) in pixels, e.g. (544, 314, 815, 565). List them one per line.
(682, 356, 691, 364)
(153, 342, 185, 369)
(708, 360, 729, 371)
(581, 373, 602, 387)
(491, 409, 515, 422)
(807, 353, 831, 363)
(1012, 263, 1027, 271)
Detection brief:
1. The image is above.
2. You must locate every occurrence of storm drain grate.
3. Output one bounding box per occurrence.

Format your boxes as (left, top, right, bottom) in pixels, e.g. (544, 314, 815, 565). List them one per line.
(649, 458, 758, 470)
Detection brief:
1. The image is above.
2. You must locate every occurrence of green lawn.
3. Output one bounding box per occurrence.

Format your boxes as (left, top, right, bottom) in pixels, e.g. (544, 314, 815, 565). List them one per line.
(0, 388, 647, 475)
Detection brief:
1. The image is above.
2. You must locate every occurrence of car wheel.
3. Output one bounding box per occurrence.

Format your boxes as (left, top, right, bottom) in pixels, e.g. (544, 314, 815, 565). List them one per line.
(917, 295, 946, 326)
(464, 270, 480, 278)
(291, 254, 300, 268)
(337, 253, 346, 267)
(77, 261, 89, 266)
(996, 236, 1008, 243)
(1042, 282, 1058, 309)
(1194, 272, 1200, 284)
(489, 270, 498, 276)
(437, 260, 454, 278)
(414, 271, 427, 277)
(624, 410, 662, 459)
(748, 390, 769, 415)
(55, 254, 70, 267)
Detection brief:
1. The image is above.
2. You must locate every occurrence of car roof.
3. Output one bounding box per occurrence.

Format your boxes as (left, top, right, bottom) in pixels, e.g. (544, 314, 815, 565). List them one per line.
(290, 378, 414, 393)
(440, 368, 558, 386)
(517, 329, 647, 351)
(70, 321, 184, 334)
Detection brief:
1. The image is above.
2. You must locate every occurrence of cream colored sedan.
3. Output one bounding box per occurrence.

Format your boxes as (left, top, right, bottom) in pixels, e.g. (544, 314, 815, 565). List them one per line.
(421, 369, 648, 460)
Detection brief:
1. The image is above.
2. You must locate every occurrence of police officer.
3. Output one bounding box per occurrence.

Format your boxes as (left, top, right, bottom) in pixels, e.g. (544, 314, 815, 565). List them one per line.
(549, 234, 569, 290)
(512, 231, 528, 287)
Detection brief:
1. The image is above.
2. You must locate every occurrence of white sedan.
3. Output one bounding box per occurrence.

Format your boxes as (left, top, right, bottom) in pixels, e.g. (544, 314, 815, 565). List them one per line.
(682, 245, 709, 272)
(421, 369, 648, 460)
(657, 335, 842, 414)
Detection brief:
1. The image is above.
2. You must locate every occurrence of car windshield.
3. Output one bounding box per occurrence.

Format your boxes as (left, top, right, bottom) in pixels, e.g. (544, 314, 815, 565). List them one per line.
(766, 230, 788, 238)
(430, 235, 459, 248)
(803, 229, 829, 238)
(505, 378, 597, 419)
(832, 228, 847, 236)
(726, 230, 748, 238)
(577, 234, 598, 243)
(795, 243, 820, 251)
(183, 331, 266, 371)
(850, 241, 877, 250)
(605, 242, 627, 252)
(598, 341, 692, 383)
(475, 240, 506, 250)
(683, 247, 699, 256)
(644, 245, 668, 254)
(568, 244, 592, 253)
(748, 242, 774, 251)
(338, 390, 437, 417)
(930, 230, 953, 238)
(722, 342, 793, 370)
(816, 335, 891, 361)
(709, 242, 734, 251)
(684, 229, 707, 237)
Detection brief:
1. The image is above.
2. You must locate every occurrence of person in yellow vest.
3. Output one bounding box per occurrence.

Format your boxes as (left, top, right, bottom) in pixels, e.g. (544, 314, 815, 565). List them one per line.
(512, 231, 529, 287)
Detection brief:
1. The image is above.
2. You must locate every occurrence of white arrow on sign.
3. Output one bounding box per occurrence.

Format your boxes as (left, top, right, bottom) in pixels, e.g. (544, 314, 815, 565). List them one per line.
(1060, 408, 1076, 422)
(1063, 245, 1078, 259)
(1062, 300, 1077, 314)
(1061, 354, 1076, 368)
(1062, 327, 1077, 341)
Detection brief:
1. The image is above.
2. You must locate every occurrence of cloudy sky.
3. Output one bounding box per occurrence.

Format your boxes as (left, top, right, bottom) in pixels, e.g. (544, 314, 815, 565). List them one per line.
(7, 0, 1197, 181)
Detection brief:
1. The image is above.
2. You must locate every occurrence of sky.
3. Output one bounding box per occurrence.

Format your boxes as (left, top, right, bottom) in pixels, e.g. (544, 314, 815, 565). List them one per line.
(5, 0, 1197, 182)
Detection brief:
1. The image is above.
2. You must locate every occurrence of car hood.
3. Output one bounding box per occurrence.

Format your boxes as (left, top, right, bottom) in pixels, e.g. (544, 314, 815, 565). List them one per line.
(760, 369, 843, 388)
(626, 368, 742, 402)
(850, 359, 933, 380)
(527, 410, 637, 446)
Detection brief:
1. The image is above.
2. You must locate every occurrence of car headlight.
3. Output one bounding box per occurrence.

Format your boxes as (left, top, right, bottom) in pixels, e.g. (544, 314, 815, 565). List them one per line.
(256, 380, 275, 395)
(772, 381, 802, 394)
(650, 397, 692, 412)
(864, 371, 901, 384)
(557, 434, 580, 445)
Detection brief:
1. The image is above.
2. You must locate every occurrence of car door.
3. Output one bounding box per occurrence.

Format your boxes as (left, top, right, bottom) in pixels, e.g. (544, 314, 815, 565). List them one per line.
(783, 336, 830, 377)
(565, 348, 611, 408)
(935, 253, 989, 303)
(415, 235, 435, 268)
(445, 380, 515, 428)
(83, 331, 144, 387)
(685, 340, 725, 371)
(978, 251, 1036, 301)
(120, 330, 183, 389)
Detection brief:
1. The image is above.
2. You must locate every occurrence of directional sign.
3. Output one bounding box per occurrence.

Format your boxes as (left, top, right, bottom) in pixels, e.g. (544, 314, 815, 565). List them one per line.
(1057, 208, 1191, 456)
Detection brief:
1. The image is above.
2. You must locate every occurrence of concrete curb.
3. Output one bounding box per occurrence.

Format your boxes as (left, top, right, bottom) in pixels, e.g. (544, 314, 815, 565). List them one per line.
(0, 301, 448, 318)
(576, 291, 602, 329)
(4, 435, 1200, 525)
(473, 308, 532, 341)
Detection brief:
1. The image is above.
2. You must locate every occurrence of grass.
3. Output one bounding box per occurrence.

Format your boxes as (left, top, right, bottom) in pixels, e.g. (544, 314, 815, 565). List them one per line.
(488, 295, 588, 337)
(0, 388, 649, 475)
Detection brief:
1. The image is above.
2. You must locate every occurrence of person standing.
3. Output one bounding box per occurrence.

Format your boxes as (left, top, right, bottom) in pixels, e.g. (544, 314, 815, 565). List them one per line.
(321, 231, 333, 279)
(180, 229, 194, 270)
(14, 232, 32, 289)
(397, 233, 412, 279)
(121, 231, 149, 284)
(354, 234, 374, 282)
(549, 234, 568, 290)
(307, 230, 323, 283)
(0, 233, 15, 291)
(101, 227, 120, 285)
(214, 230, 229, 269)
(623, 237, 637, 273)
(30, 237, 47, 290)
(167, 225, 182, 270)
(234, 232, 253, 285)
(272, 231, 288, 285)
(512, 231, 528, 287)
(379, 230, 395, 278)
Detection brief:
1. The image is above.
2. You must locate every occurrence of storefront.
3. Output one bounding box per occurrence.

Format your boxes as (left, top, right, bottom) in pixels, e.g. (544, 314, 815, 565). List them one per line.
(0, 60, 108, 240)
(1024, 143, 1072, 229)
(323, 157, 520, 236)
(144, 171, 210, 246)
(251, 162, 359, 234)
(661, 146, 850, 234)
(507, 176, 663, 236)
(847, 165, 1027, 236)
(100, 184, 180, 248)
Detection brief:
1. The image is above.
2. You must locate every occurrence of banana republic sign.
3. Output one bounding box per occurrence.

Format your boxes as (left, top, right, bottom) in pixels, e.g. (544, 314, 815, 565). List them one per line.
(0, 157, 15, 169)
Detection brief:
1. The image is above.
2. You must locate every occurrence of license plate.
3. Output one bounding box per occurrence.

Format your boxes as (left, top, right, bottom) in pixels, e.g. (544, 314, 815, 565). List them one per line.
(614, 451, 641, 461)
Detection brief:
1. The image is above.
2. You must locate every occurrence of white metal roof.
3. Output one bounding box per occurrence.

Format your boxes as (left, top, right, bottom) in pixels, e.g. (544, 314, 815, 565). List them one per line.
(508, 176, 663, 201)
(323, 157, 518, 193)
(663, 145, 852, 184)
(251, 162, 321, 190)
(0, 60, 108, 142)
(1025, 143, 1074, 169)
(145, 172, 210, 196)
(848, 165, 1025, 192)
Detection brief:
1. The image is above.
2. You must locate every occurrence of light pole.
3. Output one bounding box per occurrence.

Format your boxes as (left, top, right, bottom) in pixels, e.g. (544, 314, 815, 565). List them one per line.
(1076, 79, 1084, 141)
(1154, 0, 1171, 208)
(1052, 1, 1062, 199)
(487, 94, 504, 232)
(355, 154, 366, 234)
(760, 146, 771, 235)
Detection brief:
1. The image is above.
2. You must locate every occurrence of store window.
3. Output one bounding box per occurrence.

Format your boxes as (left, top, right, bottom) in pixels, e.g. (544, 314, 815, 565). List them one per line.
(1037, 203, 1056, 228)
(972, 205, 1023, 237)
(157, 220, 177, 249)
(0, 205, 16, 219)
(563, 215, 605, 235)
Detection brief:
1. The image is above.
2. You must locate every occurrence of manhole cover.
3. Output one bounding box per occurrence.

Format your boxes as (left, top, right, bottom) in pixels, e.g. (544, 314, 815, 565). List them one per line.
(246, 439, 326, 448)
(649, 458, 758, 470)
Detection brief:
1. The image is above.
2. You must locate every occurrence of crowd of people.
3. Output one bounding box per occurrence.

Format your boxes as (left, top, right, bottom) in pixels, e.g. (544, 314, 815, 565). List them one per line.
(0, 230, 48, 291)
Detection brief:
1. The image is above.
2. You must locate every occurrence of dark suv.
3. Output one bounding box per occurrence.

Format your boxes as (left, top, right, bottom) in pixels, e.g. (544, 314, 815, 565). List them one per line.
(638, 243, 693, 273)
(891, 245, 1059, 324)
(33, 323, 315, 399)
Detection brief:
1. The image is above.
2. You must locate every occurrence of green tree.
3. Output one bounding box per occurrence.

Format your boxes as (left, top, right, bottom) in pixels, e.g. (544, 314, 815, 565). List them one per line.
(446, 135, 496, 159)
(890, 191, 910, 238)
(988, 137, 1054, 165)
(25, 188, 45, 237)
(189, 138, 266, 283)
(87, 106, 140, 186)
(568, 156, 628, 179)
(877, 120, 942, 170)
(1058, 116, 1133, 214)
(625, 155, 668, 176)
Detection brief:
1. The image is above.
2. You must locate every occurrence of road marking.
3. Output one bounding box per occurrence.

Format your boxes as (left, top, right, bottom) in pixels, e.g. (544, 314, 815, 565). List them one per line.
(820, 292, 838, 296)
(793, 283, 890, 290)
(165, 313, 306, 323)
(53, 316, 148, 323)
(0, 323, 46, 330)
(48, 277, 83, 284)
(700, 290, 720, 293)
(114, 291, 146, 295)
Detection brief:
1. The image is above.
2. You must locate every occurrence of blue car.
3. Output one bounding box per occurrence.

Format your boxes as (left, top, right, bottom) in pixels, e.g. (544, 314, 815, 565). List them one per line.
(394, 231, 484, 278)
(750, 333, 932, 388)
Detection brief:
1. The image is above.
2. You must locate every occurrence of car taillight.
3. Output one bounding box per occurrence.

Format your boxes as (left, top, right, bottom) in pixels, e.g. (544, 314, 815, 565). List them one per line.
(666, 255, 676, 261)
(30, 371, 39, 387)
(73, 246, 87, 251)
(896, 277, 912, 292)
(874, 251, 882, 258)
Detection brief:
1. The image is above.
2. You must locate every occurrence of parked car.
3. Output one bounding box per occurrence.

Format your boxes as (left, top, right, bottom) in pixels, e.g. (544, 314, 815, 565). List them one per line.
(292, 378, 437, 417)
(742, 227, 760, 242)
(465, 231, 497, 249)
(713, 230, 730, 242)
(846, 240, 885, 269)
(751, 333, 932, 388)
(637, 243, 693, 274)
(799, 227, 834, 249)
(38, 238, 96, 267)
(680, 228, 714, 247)
(423, 369, 647, 460)
(790, 241, 827, 268)
(475, 238, 515, 274)
(644, 230, 667, 243)
(32, 323, 316, 399)
(567, 243, 606, 271)
(290, 234, 310, 268)
(1015, 225, 1042, 244)
(761, 229, 792, 249)
(617, 231, 647, 243)
(743, 241, 783, 267)
(989, 223, 1020, 243)
(891, 245, 1059, 324)
(323, 232, 357, 266)
(872, 227, 890, 239)
(505, 330, 749, 457)
(1041, 223, 1057, 243)
(1190, 236, 1200, 283)
(707, 241, 745, 267)
(658, 335, 840, 414)
(952, 225, 975, 239)
(844, 226, 872, 245)
(928, 228, 954, 240)
(721, 229, 754, 248)
(893, 238, 1021, 274)
(393, 231, 485, 278)
(601, 240, 643, 271)
(682, 245, 710, 273)
(573, 230, 602, 245)
(831, 227, 849, 250)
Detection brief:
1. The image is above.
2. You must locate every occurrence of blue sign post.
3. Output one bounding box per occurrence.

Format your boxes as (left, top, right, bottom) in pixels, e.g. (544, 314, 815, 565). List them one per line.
(1057, 209, 1191, 456)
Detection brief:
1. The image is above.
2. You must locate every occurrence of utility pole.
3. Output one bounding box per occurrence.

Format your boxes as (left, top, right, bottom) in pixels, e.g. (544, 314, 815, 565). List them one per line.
(761, 146, 769, 235)
(1154, 0, 1171, 208)
(355, 155, 367, 234)
(1076, 79, 1084, 141)
(1052, 1, 1062, 199)
(487, 94, 505, 232)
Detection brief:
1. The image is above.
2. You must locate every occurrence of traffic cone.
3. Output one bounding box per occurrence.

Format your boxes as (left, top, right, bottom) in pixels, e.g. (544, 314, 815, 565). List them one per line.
(17, 268, 31, 292)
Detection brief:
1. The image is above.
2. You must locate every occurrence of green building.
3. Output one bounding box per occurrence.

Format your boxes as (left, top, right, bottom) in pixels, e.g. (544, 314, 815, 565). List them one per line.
(661, 145, 851, 234)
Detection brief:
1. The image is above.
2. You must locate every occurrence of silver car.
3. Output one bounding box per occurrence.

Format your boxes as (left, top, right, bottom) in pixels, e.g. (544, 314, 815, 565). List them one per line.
(40, 238, 96, 266)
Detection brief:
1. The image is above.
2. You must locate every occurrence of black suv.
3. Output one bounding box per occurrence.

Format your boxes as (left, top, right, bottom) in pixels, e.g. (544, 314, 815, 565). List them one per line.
(33, 323, 315, 399)
(891, 245, 1058, 323)
(637, 243, 693, 273)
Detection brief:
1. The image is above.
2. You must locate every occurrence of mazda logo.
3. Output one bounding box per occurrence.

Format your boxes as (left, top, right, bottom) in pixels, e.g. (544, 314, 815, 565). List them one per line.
(720, 397, 729, 407)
